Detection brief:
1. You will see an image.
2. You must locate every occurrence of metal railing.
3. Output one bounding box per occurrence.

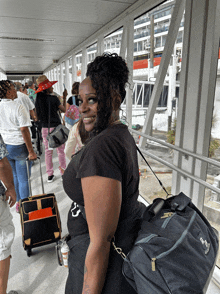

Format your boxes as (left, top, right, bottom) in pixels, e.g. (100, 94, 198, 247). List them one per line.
(130, 128, 220, 195)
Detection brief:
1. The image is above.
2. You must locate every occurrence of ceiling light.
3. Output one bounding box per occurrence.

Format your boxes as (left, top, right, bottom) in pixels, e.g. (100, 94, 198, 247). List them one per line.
(0, 37, 55, 42)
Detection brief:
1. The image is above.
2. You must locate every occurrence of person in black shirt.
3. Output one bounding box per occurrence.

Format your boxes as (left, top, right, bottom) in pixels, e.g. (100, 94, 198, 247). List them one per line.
(35, 75, 67, 182)
(63, 53, 143, 294)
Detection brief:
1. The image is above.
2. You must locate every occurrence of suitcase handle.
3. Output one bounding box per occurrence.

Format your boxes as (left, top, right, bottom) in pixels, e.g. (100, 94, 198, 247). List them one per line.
(26, 157, 45, 196)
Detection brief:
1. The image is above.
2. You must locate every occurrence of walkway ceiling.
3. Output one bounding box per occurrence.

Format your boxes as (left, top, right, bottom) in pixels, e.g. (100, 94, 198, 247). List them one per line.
(0, 0, 138, 77)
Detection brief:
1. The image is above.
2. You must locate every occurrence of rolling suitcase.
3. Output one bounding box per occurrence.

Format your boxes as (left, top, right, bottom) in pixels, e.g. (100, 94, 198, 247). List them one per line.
(19, 158, 62, 256)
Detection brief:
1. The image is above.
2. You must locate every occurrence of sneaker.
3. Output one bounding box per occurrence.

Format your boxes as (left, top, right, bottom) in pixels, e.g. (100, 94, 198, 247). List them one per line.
(47, 175, 55, 183)
(7, 291, 19, 294)
(15, 202, 20, 213)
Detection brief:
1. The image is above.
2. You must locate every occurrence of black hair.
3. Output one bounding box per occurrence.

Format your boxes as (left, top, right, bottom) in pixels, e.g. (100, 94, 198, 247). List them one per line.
(72, 82, 80, 95)
(78, 118, 89, 144)
(35, 91, 49, 122)
(86, 52, 129, 134)
(0, 80, 14, 99)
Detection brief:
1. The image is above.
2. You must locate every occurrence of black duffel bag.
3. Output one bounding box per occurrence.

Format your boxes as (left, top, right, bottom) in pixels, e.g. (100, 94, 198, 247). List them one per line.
(115, 192, 219, 294)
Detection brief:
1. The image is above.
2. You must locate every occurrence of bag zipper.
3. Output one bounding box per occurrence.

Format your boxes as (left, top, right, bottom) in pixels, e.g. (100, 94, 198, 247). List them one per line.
(136, 233, 157, 245)
(161, 212, 176, 229)
(151, 210, 196, 271)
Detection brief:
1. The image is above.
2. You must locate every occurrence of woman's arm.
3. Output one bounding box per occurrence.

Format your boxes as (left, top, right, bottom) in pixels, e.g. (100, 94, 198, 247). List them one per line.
(81, 176, 122, 294)
(58, 103, 66, 113)
(64, 126, 77, 160)
(30, 109, 38, 122)
(66, 102, 71, 112)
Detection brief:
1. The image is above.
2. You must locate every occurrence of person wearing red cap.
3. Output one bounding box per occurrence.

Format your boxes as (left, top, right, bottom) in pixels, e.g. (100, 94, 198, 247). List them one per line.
(35, 75, 67, 182)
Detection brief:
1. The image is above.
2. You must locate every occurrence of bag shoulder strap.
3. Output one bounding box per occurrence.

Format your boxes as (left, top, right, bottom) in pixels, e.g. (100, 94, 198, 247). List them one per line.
(136, 145, 170, 197)
(72, 95, 76, 105)
(48, 97, 51, 133)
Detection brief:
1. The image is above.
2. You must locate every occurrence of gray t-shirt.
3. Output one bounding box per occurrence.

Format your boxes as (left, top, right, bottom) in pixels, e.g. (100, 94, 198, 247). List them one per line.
(0, 134, 9, 195)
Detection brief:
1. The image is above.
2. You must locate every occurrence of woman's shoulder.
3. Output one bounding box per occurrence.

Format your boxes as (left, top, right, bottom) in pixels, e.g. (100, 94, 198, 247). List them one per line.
(84, 124, 128, 155)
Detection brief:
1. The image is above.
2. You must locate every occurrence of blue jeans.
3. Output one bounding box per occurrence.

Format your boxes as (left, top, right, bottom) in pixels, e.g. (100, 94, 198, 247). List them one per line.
(6, 144, 32, 201)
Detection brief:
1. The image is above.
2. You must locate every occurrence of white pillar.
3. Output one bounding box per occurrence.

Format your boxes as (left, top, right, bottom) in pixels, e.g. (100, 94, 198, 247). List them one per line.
(72, 53, 77, 84)
(119, 26, 127, 59)
(126, 16, 134, 128)
(59, 63, 64, 96)
(65, 59, 71, 95)
(172, 0, 220, 210)
(167, 46, 177, 120)
(54, 66, 58, 93)
(81, 48, 87, 81)
(97, 35, 104, 56)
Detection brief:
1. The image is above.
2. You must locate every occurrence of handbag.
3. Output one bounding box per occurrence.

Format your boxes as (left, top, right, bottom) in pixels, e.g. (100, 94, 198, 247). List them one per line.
(46, 99, 69, 148)
(64, 96, 80, 126)
(112, 146, 219, 294)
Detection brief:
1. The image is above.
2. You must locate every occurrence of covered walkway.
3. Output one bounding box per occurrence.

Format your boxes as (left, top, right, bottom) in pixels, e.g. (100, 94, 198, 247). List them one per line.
(0, 0, 220, 292)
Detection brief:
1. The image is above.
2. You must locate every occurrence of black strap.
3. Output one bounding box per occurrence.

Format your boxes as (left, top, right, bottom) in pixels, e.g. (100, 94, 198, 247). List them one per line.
(78, 204, 86, 220)
(48, 98, 51, 133)
(48, 97, 62, 134)
(61, 128, 68, 139)
(136, 145, 170, 198)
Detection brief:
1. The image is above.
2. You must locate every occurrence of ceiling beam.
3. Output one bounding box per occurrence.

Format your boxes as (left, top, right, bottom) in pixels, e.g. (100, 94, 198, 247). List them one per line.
(44, 0, 166, 72)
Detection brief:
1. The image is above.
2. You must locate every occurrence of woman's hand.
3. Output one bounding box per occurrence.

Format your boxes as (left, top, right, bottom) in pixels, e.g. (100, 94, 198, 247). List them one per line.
(81, 176, 122, 294)
(5, 187, 17, 207)
(63, 89, 68, 97)
(28, 151, 37, 161)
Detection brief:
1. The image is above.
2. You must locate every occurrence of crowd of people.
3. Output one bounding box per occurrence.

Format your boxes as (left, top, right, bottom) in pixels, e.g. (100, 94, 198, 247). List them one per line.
(0, 53, 143, 294)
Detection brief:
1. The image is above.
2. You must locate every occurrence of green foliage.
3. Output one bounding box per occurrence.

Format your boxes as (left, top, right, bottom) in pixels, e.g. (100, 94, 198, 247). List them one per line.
(167, 129, 175, 145)
(209, 139, 220, 158)
(166, 118, 220, 158)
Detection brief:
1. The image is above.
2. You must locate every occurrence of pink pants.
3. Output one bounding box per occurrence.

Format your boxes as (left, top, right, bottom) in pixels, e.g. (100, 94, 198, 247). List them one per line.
(42, 127, 66, 176)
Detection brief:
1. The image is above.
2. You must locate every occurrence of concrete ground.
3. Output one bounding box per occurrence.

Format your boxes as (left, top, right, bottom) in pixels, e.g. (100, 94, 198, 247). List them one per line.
(6, 143, 220, 293)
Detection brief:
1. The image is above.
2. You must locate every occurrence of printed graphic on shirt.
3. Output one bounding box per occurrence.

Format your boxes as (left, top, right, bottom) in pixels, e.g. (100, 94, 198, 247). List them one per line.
(71, 201, 82, 218)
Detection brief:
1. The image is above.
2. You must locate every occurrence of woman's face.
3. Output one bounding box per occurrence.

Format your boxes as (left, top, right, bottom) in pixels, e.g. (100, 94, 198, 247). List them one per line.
(47, 86, 53, 94)
(78, 77, 98, 132)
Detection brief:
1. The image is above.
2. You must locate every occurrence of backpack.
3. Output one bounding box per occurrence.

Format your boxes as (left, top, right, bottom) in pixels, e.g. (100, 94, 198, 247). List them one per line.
(112, 147, 219, 293)
(116, 192, 219, 294)
(65, 95, 79, 126)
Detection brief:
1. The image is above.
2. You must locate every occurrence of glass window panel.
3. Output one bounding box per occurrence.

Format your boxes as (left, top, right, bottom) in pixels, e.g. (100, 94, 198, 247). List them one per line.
(155, 37, 161, 48)
(134, 42, 138, 52)
(104, 27, 123, 55)
(138, 41, 143, 51)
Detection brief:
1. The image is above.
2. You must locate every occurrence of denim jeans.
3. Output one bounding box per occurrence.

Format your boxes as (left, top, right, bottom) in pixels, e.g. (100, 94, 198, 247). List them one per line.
(6, 143, 32, 201)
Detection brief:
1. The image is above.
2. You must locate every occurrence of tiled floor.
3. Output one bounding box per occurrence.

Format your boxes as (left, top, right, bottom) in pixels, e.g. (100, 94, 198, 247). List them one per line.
(7, 149, 220, 294)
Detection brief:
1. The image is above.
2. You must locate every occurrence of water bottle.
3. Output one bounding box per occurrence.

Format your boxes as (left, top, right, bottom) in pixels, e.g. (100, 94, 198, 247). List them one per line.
(61, 243, 69, 267)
